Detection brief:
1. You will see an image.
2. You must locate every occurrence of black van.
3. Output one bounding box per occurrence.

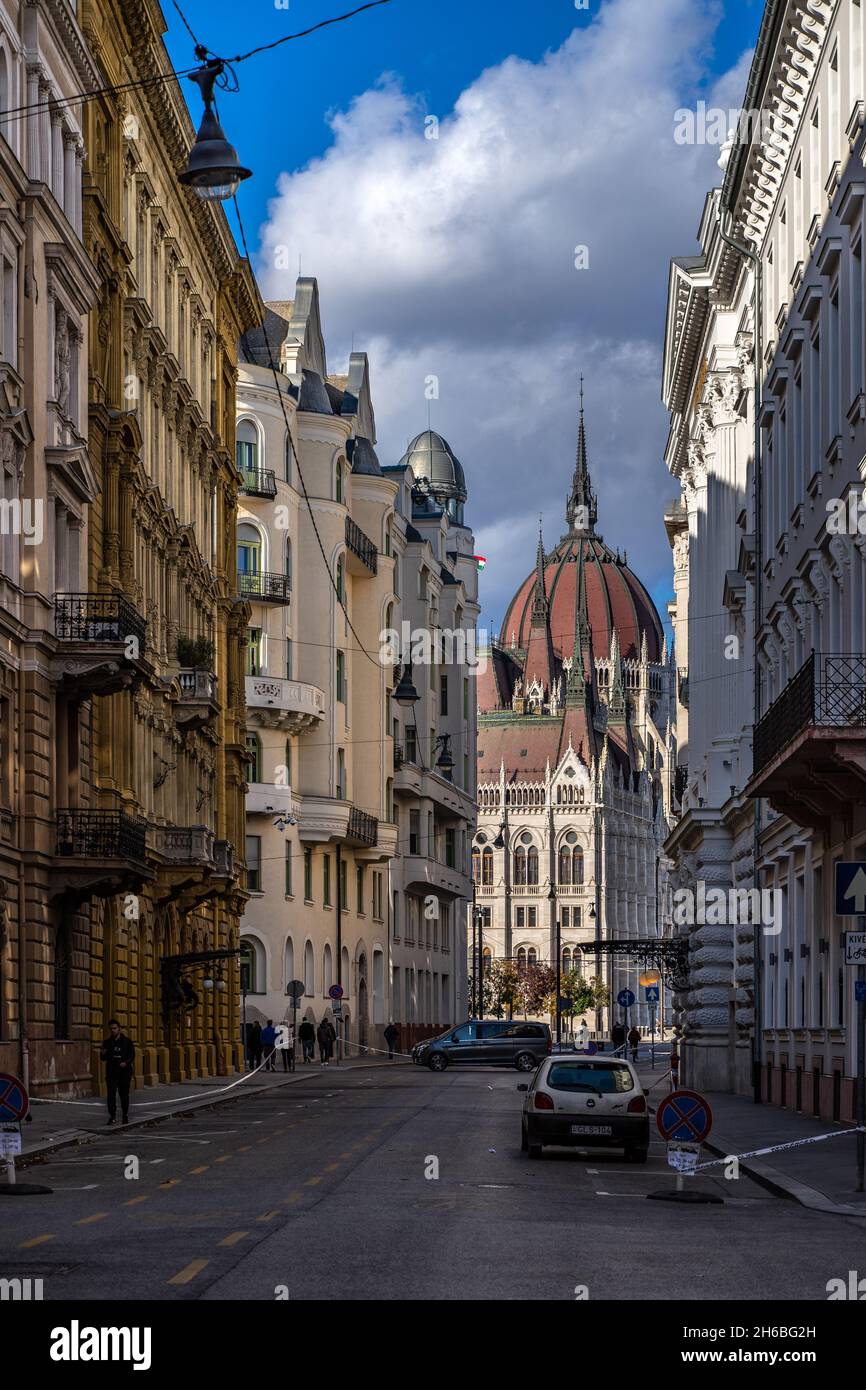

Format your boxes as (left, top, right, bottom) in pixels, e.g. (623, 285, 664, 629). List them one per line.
(412, 1019, 551, 1072)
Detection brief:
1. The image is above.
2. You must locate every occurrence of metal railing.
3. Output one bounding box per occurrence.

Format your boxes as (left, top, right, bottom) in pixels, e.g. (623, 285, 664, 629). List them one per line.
(55, 593, 146, 650)
(347, 806, 378, 846)
(237, 570, 292, 603)
(240, 467, 277, 499)
(753, 653, 866, 773)
(345, 516, 378, 574)
(178, 669, 218, 701)
(55, 809, 147, 861)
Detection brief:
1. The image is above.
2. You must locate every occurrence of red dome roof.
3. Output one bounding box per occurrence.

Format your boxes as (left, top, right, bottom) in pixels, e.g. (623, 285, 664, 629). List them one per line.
(501, 534, 663, 665)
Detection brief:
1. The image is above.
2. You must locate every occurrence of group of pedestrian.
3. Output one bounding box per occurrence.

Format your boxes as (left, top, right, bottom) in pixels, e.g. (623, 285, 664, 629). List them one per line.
(610, 1020, 641, 1061)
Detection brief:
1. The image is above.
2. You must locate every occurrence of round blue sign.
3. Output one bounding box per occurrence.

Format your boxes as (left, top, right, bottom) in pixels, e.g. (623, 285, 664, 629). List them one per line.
(617, 989, 635, 1008)
(0, 1073, 28, 1122)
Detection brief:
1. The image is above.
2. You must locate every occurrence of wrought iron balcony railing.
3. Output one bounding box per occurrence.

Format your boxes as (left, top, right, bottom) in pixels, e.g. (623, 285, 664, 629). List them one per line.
(56, 809, 147, 861)
(240, 467, 277, 499)
(237, 571, 292, 604)
(345, 516, 378, 574)
(55, 593, 146, 651)
(394, 743, 404, 768)
(753, 653, 866, 774)
(347, 806, 378, 846)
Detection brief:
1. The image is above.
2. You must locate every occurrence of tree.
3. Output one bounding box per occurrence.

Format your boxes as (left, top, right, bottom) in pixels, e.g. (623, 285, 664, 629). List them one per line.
(516, 962, 555, 1018)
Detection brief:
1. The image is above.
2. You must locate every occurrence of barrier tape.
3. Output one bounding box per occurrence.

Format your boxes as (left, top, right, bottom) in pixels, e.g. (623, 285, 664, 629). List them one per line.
(696, 1126, 866, 1169)
(28, 1056, 278, 1110)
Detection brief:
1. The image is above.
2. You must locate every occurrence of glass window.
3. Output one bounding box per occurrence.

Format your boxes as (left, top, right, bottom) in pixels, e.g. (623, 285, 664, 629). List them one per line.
(237, 522, 261, 574)
(546, 1063, 634, 1093)
(236, 418, 258, 472)
(245, 835, 261, 893)
(335, 459, 344, 502)
(482, 847, 493, 885)
(304, 847, 313, 901)
(336, 651, 346, 703)
(357, 865, 365, 912)
(285, 843, 292, 896)
(573, 848, 584, 884)
(245, 628, 262, 677)
(527, 847, 538, 884)
(245, 734, 262, 783)
(323, 854, 332, 907)
(471, 847, 480, 882)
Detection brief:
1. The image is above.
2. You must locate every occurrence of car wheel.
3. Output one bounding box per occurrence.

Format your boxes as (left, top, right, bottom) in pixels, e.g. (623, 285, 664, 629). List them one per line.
(625, 1147, 648, 1164)
(526, 1141, 543, 1159)
(427, 1053, 447, 1072)
(514, 1052, 536, 1072)
(520, 1122, 528, 1153)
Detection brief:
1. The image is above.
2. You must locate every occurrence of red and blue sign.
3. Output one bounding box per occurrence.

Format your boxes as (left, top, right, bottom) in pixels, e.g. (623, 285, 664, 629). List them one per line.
(0, 1073, 28, 1123)
(656, 1088, 712, 1143)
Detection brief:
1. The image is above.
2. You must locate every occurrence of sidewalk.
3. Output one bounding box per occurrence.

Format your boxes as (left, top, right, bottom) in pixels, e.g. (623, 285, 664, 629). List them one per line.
(629, 1047, 866, 1215)
(17, 1051, 410, 1164)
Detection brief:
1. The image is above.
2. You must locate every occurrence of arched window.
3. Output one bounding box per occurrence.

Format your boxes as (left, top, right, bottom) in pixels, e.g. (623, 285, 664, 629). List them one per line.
(236, 418, 258, 473)
(572, 847, 584, 884)
(482, 947, 492, 975)
(513, 847, 526, 885)
(471, 847, 480, 883)
(562, 948, 571, 973)
(335, 458, 344, 502)
(54, 921, 71, 1039)
(527, 847, 538, 885)
(284, 429, 293, 483)
(481, 847, 493, 886)
(528, 947, 537, 968)
(241, 936, 265, 994)
(323, 943, 333, 995)
(517, 947, 527, 973)
(559, 846, 571, 884)
(341, 945, 350, 997)
(304, 939, 315, 996)
(237, 521, 262, 575)
(284, 938, 294, 991)
(285, 537, 292, 585)
(336, 555, 345, 602)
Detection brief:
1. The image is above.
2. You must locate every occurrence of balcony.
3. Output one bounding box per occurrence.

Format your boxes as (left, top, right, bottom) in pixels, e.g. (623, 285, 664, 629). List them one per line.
(347, 806, 378, 846)
(149, 826, 240, 908)
(246, 782, 295, 817)
(52, 592, 150, 697)
(393, 759, 475, 820)
(150, 825, 216, 867)
(52, 809, 151, 901)
(749, 653, 866, 830)
(345, 516, 378, 575)
(402, 854, 470, 900)
(297, 798, 386, 857)
(174, 669, 219, 731)
(240, 467, 277, 499)
(245, 675, 325, 733)
(237, 571, 292, 604)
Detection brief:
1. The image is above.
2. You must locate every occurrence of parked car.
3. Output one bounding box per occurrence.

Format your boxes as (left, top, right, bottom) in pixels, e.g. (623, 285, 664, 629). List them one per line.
(519, 1054, 649, 1161)
(412, 1019, 551, 1072)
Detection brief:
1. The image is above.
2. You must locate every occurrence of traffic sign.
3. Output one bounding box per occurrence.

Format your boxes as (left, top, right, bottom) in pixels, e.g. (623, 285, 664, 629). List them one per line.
(286, 979, 305, 1002)
(856, 980, 866, 1003)
(328, 984, 344, 1000)
(666, 1140, 700, 1173)
(835, 862, 866, 915)
(584, 1041, 598, 1055)
(644, 985, 660, 1003)
(846, 932, 866, 965)
(656, 1088, 713, 1143)
(0, 1074, 28, 1123)
(331, 1000, 343, 1017)
(617, 989, 635, 1008)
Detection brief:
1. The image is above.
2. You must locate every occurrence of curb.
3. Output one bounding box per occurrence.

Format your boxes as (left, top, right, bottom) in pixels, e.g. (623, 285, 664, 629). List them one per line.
(18, 1058, 411, 1166)
(702, 1135, 866, 1217)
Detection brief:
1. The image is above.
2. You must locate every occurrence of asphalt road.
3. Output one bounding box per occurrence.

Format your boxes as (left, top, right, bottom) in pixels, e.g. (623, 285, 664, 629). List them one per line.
(4, 1062, 866, 1301)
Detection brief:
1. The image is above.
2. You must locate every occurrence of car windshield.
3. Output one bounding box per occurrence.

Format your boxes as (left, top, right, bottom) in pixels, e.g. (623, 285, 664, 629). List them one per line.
(545, 1063, 634, 1093)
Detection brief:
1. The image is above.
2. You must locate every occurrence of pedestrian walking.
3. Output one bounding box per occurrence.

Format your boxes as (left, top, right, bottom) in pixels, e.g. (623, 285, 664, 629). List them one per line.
(280, 1023, 294, 1072)
(576, 1019, 590, 1050)
(317, 1017, 336, 1065)
(384, 1021, 399, 1060)
(261, 1019, 277, 1071)
(611, 1020, 626, 1052)
(628, 1025, 640, 1063)
(100, 1019, 135, 1126)
(250, 1020, 263, 1070)
(299, 1017, 315, 1063)
(245, 1021, 257, 1070)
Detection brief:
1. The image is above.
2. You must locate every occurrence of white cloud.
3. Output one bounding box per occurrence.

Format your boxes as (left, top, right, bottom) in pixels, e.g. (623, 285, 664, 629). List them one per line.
(258, 0, 752, 625)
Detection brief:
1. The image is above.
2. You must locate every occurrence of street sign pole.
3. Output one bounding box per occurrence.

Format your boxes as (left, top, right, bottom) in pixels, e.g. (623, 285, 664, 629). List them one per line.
(858, 915, 865, 1193)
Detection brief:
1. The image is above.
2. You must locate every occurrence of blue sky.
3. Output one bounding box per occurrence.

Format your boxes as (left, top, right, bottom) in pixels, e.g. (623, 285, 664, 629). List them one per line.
(166, 0, 764, 640)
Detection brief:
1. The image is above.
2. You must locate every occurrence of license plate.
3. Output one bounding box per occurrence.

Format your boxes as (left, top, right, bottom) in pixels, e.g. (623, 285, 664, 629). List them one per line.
(570, 1123, 612, 1136)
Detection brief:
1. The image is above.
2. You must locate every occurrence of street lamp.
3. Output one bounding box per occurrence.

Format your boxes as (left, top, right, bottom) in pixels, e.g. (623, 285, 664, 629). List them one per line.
(178, 60, 252, 202)
(548, 882, 561, 1048)
(392, 662, 419, 706)
(434, 733, 454, 780)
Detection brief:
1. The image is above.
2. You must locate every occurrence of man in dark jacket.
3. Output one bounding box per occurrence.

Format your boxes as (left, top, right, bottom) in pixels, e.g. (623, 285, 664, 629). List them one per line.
(298, 1018, 315, 1063)
(261, 1019, 277, 1071)
(100, 1019, 134, 1125)
(384, 1021, 399, 1060)
(317, 1017, 336, 1065)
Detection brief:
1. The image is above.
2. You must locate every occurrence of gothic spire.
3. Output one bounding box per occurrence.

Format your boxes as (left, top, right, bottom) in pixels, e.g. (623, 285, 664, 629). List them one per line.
(530, 516, 548, 625)
(566, 376, 597, 534)
(565, 541, 591, 706)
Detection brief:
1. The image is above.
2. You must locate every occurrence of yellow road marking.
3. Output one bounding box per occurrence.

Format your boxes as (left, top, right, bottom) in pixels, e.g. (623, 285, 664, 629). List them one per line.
(214, 1155, 232, 1164)
(236, 1145, 251, 1152)
(339, 1151, 353, 1159)
(284, 1192, 302, 1205)
(324, 1162, 340, 1172)
(256, 1137, 270, 1145)
(75, 1212, 109, 1226)
(19, 1234, 55, 1249)
(189, 1165, 209, 1175)
(219, 1230, 249, 1247)
(159, 1179, 182, 1189)
(256, 1210, 280, 1222)
(168, 1258, 209, 1286)
(305, 1176, 322, 1186)
(123, 1195, 148, 1207)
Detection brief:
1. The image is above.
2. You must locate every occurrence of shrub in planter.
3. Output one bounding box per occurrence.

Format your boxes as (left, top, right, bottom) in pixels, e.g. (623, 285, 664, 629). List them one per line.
(177, 636, 215, 670)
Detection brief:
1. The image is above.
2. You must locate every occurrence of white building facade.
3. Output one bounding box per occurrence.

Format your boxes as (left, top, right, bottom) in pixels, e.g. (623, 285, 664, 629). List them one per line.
(664, 0, 866, 1120)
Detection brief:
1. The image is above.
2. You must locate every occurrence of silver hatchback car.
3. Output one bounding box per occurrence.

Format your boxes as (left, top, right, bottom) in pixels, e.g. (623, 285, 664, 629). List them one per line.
(519, 1054, 650, 1162)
